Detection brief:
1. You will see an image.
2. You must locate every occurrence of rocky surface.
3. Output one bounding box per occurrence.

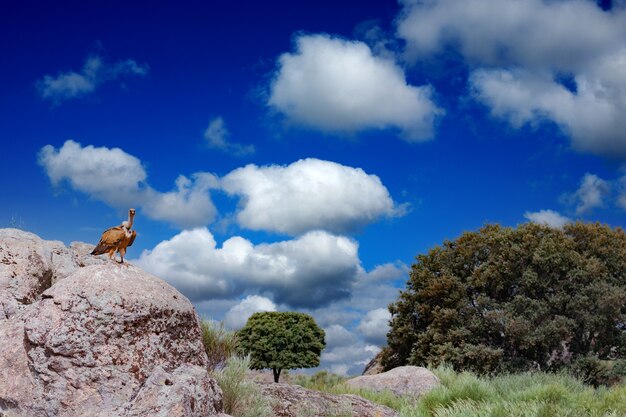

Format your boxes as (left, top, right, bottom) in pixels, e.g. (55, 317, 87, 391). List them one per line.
(362, 351, 384, 376)
(0, 228, 106, 320)
(260, 383, 398, 417)
(0, 236, 223, 417)
(346, 366, 440, 399)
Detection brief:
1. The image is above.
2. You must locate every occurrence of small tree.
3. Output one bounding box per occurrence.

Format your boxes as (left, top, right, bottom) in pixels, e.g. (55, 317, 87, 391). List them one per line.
(238, 312, 326, 382)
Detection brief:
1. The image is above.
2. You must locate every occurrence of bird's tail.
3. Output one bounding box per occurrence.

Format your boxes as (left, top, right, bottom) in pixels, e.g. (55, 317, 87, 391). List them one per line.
(91, 244, 108, 255)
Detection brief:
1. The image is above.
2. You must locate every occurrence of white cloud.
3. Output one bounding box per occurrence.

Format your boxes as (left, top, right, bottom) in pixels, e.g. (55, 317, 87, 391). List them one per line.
(324, 324, 358, 349)
(38, 140, 146, 207)
(141, 173, 219, 229)
(223, 295, 277, 330)
(221, 158, 404, 235)
(204, 117, 255, 157)
(38, 140, 218, 228)
(524, 209, 571, 229)
(398, 0, 626, 71)
(134, 228, 361, 308)
(566, 173, 611, 215)
(37, 54, 148, 103)
(469, 64, 626, 159)
(268, 34, 443, 141)
(321, 344, 381, 377)
(397, 0, 626, 159)
(357, 308, 391, 345)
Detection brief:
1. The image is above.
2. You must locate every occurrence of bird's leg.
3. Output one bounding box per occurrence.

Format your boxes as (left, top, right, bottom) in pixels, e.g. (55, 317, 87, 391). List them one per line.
(119, 248, 126, 264)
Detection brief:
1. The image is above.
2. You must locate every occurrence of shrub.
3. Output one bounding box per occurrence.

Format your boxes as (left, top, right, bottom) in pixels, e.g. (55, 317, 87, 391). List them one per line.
(212, 355, 272, 417)
(201, 320, 239, 371)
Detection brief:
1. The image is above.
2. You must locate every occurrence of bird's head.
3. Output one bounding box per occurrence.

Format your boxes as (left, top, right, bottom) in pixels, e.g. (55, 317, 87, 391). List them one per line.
(129, 208, 136, 216)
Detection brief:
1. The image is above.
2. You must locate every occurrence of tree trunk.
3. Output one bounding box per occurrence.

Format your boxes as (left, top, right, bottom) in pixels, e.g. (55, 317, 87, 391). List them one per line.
(272, 368, 282, 383)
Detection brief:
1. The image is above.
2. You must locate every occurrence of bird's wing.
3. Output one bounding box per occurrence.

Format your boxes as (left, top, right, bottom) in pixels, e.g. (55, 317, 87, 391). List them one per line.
(91, 227, 126, 255)
(127, 230, 137, 247)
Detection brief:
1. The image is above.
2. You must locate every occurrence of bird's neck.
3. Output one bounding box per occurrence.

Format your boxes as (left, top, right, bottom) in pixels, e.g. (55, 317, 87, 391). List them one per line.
(127, 213, 134, 229)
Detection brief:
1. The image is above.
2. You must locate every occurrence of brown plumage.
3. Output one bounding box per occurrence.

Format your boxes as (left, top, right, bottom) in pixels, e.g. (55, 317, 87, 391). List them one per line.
(91, 208, 136, 263)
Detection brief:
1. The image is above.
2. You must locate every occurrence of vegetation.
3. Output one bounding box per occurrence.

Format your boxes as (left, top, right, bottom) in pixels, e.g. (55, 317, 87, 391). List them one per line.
(201, 320, 271, 417)
(297, 366, 626, 417)
(383, 222, 626, 377)
(238, 311, 326, 382)
(212, 355, 272, 417)
(201, 320, 239, 370)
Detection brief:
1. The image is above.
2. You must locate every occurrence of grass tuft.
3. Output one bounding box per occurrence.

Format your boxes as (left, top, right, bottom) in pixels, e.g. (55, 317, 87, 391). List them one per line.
(212, 355, 272, 417)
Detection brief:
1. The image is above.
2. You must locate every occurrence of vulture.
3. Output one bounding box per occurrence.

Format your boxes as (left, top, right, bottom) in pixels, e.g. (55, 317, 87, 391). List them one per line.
(91, 208, 137, 264)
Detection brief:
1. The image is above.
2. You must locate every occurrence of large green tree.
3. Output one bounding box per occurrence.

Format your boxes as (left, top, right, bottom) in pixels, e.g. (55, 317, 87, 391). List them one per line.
(238, 312, 325, 382)
(382, 222, 626, 375)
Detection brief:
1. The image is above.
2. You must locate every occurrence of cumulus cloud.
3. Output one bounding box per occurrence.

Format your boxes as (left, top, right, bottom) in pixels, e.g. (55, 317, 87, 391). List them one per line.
(398, 0, 626, 70)
(38, 140, 146, 207)
(221, 158, 404, 235)
(357, 308, 391, 345)
(398, 0, 626, 159)
(469, 65, 626, 158)
(524, 209, 571, 229)
(268, 34, 443, 141)
(324, 324, 358, 349)
(37, 54, 148, 103)
(38, 140, 218, 228)
(134, 228, 361, 308)
(321, 344, 381, 376)
(566, 173, 611, 215)
(204, 117, 255, 157)
(223, 295, 277, 330)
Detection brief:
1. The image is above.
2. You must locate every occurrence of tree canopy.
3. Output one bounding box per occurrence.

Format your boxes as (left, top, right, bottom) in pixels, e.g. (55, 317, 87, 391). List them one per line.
(238, 312, 325, 382)
(382, 222, 626, 376)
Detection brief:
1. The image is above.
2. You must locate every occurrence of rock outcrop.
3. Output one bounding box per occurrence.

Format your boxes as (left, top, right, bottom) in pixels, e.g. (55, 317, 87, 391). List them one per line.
(346, 366, 440, 399)
(362, 351, 384, 376)
(0, 229, 223, 417)
(260, 383, 398, 417)
(0, 228, 106, 320)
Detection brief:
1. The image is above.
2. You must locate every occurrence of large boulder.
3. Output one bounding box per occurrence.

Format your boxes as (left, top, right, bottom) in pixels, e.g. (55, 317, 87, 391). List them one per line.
(0, 263, 222, 417)
(0, 228, 106, 320)
(260, 383, 398, 417)
(346, 366, 440, 399)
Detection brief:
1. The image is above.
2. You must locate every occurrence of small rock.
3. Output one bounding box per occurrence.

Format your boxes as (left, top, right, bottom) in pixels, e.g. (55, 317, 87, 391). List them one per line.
(346, 366, 440, 399)
(260, 383, 398, 417)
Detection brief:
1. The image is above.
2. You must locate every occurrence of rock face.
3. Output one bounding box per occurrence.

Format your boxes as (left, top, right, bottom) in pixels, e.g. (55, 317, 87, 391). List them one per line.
(0, 235, 223, 417)
(0, 228, 107, 320)
(260, 383, 398, 417)
(346, 366, 440, 399)
(362, 351, 384, 376)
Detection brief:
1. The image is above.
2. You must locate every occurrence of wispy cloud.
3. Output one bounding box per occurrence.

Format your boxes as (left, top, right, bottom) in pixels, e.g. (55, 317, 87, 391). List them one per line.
(565, 173, 611, 215)
(37, 54, 148, 104)
(524, 209, 571, 228)
(204, 117, 255, 156)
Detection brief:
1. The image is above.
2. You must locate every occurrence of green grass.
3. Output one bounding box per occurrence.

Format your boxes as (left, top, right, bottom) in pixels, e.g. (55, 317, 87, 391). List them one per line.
(294, 366, 626, 417)
(200, 319, 239, 371)
(211, 355, 272, 417)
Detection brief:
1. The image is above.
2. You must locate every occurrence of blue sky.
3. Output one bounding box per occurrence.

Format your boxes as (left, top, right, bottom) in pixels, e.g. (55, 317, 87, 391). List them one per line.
(2, 0, 626, 376)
